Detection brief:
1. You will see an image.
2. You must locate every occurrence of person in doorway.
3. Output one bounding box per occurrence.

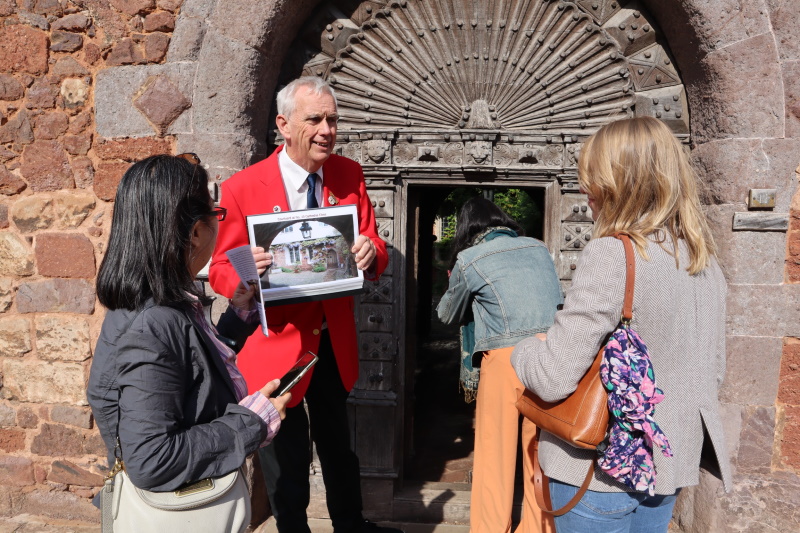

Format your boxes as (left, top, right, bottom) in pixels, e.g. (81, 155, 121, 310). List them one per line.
(436, 197, 562, 533)
(512, 117, 732, 532)
(88, 155, 291, 530)
(209, 76, 399, 533)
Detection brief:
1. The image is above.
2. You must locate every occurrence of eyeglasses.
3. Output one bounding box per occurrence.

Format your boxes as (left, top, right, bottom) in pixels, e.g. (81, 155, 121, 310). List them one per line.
(176, 152, 200, 165)
(209, 206, 227, 221)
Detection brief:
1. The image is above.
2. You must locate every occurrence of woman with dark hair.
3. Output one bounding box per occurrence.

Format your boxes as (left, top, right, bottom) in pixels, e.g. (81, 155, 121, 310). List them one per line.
(436, 197, 562, 533)
(88, 155, 290, 531)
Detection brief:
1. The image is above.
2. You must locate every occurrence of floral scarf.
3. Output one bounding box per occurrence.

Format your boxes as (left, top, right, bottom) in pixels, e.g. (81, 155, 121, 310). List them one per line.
(598, 325, 673, 495)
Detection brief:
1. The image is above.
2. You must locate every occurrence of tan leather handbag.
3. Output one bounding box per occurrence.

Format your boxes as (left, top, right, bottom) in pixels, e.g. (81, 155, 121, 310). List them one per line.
(515, 233, 636, 515)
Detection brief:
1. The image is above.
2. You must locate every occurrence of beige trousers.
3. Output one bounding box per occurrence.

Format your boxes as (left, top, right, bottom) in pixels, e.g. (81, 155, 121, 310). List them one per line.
(470, 346, 554, 533)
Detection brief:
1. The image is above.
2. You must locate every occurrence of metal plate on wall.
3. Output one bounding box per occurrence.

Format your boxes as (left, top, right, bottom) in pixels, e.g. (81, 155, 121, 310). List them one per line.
(561, 222, 593, 251)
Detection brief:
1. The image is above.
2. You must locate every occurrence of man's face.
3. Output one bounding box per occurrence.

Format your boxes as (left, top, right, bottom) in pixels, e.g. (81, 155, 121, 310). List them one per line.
(277, 87, 338, 173)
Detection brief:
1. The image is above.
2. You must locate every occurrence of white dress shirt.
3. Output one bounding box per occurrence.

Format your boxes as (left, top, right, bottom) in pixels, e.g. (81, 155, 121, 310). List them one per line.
(278, 149, 323, 210)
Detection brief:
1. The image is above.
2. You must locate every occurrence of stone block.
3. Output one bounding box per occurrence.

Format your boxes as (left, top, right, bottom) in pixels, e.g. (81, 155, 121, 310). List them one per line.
(144, 31, 170, 63)
(181, 0, 215, 18)
(48, 460, 103, 486)
(144, 10, 174, 32)
(0, 428, 25, 452)
(35, 314, 91, 362)
(134, 75, 191, 135)
(16, 405, 38, 428)
(72, 158, 95, 191)
(31, 423, 84, 456)
(693, 33, 784, 142)
(75, 0, 128, 42)
(718, 471, 800, 532)
(22, 0, 63, 16)
(26, 77, 61, 110)
(110, 0, 155, 16)
(0, 278, 11, 314)
(157, 0, 182, 11)
(61, 78, 89, 110)
(720, 402, 745, 470)
(84, 42, 102, 65)
(176, 133, 264, 174)
(0, 165, 27, 196)
(0, 317, 32, 357)
(770, 0, 800, 61)
(53, 192, 95, 228)
(68, 112, 92, 135)
(94, 136, 171, 161)
(720, 336, 782, 406)
(50, 405, 92, 429)
(2, 360, 87, 405)
(0, 147, 16, 163)
(83, 430, 107, 457)
(0, 403, 14, 427)
(0, 0, 13, 16)
(0, 25, 49, 76)
(673, 470, 727, 533)
(95, 62, 196, 138)
(51, 14, 92, 33)
(35, 233, 95, 278)
(50, 31, 84, 53)
(737, 406, 775, 474)
(0, 74, 24, 101)
(779, 338, 800, 405)
(726, 284, 787, 337)
(105, 38, 143, 66)
(15, 486, 100, 523)
(0, 204, 6, 230)
(63, 134, 92, 156)
(33, 112, 69, 141)
(18, 10, 50, 30)
(16, 279, 95, 314)
(20, 140, 74, 192)
(786, 284, 800, 337)
(192, 30, 268, 135)
(703, 205, 788, 285)
(0, 109, 34, 145)
(0, 456, 34, 487)
(11, 195, 56, 233)
(166, 15, 205, 62)
(781, 404, 800, 472)
(0, 232, 34, 276)
(94, 161, 130, 201)
(51, 56, 90, 79)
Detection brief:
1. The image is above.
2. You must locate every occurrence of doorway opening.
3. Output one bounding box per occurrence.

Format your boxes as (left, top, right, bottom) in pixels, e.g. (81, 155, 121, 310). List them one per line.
(403, 184, 547, 492)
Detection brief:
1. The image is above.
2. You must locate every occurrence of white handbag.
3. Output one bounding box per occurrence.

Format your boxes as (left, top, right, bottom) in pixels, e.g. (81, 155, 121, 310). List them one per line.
(101, 441, 250, 533)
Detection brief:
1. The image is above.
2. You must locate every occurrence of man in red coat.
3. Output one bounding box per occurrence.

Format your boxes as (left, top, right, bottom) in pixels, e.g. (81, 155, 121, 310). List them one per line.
(209, 77, 398, 533)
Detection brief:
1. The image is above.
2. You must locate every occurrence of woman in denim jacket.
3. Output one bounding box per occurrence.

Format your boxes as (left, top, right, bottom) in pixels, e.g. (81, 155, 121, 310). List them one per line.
(437, 197, 562, 533)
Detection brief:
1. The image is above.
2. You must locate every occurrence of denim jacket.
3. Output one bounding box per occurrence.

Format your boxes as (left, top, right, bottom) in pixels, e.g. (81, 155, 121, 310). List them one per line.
(437, 231, 563, 357)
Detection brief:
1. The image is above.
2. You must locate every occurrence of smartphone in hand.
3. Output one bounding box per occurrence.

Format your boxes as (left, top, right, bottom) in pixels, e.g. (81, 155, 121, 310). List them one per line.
(270, 351, 319, 398)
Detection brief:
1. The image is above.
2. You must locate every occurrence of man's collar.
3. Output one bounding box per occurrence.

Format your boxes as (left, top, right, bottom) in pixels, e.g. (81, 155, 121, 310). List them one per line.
(278, 147, 324, 193)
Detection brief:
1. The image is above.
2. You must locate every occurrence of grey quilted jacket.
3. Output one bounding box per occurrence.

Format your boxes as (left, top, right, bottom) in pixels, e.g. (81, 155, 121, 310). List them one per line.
(87, 299, 264, 492)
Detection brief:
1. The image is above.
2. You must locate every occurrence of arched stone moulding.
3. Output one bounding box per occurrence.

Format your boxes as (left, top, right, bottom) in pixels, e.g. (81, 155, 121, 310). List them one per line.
(275, 0, 688, 185)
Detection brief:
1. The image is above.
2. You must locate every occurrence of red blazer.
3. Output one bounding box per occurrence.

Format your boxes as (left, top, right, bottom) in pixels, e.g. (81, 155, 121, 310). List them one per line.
(209, 146, 388, 407)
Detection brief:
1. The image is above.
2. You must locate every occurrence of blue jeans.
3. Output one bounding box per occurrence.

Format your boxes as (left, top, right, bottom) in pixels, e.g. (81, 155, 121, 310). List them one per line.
(550, 479, 679, 533)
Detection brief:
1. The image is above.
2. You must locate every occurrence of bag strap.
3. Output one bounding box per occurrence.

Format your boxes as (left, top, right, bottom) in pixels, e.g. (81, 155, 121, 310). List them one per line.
(532, 233, 636, 515)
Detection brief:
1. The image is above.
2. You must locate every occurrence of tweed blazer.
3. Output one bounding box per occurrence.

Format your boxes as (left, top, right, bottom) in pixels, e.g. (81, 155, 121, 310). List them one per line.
(88, 300, 265, 492)
(512, 236, 732, 495)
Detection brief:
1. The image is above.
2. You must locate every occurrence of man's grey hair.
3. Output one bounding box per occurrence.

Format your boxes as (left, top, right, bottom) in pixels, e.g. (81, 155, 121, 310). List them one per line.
(276, 76, 338, 119)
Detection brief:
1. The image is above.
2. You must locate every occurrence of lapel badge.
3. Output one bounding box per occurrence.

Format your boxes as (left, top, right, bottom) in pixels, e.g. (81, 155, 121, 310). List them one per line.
(328, 194, 338, 205)
(273, 205, 281, 212)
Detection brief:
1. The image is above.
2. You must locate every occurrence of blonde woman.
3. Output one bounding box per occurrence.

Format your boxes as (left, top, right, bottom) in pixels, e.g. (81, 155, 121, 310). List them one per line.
(512, 117, 731, 532)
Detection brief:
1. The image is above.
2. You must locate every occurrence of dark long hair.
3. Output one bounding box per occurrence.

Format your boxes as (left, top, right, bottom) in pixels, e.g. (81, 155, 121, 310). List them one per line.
(449, 197, 523, 268)
(96, 155, 213, 311)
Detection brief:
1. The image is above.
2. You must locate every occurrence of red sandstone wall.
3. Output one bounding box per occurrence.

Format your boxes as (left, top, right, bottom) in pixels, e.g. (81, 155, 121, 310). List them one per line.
(0, 0, 180, 523)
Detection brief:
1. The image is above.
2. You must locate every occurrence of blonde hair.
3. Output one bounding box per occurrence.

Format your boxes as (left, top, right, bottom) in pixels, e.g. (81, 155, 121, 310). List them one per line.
(578, 116, 716, 275)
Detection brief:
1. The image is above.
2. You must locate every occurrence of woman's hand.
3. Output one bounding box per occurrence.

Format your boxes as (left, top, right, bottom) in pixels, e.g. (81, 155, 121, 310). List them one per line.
(231, 281, 257, 311)
(259, 379, 291, 420)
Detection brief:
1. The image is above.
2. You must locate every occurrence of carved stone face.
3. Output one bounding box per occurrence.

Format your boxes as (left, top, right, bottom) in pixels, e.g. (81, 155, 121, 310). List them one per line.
(468, 142, 492, 164)
(365, 140, 388, 163)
